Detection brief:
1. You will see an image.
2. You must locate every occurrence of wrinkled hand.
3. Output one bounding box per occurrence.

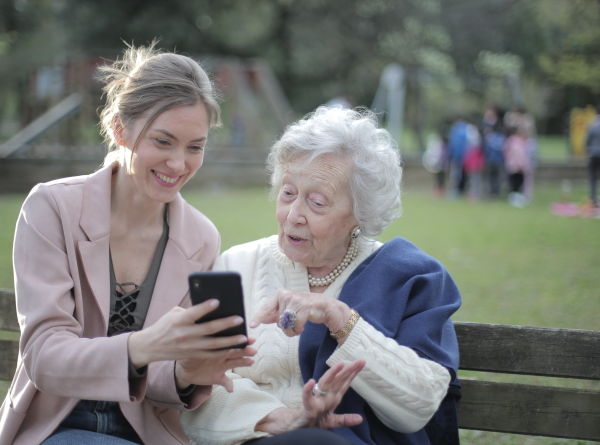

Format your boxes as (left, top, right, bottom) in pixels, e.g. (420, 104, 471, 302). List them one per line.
(255, 359, 365, 434)
(250, 289, 351, 337)
(128, 299, 256, 390)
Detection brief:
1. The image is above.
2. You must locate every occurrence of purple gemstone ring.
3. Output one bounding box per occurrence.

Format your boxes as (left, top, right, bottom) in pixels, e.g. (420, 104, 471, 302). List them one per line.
(279, 309, 297, 330)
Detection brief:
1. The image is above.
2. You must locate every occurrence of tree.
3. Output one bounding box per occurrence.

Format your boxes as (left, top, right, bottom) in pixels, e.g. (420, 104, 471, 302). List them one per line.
(535, 0, 600, 93)
(4, 0, 597, 141)
(0, 0, 63, 126)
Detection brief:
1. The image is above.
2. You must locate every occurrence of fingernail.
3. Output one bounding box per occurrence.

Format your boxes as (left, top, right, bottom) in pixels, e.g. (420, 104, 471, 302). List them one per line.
(209, 299, 219, 308)
(238, 336, 248, 343)
(233, 316, 243, 325)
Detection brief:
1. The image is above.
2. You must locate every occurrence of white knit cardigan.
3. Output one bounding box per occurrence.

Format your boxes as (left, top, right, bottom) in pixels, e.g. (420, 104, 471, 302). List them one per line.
(180, 236, 450, 445)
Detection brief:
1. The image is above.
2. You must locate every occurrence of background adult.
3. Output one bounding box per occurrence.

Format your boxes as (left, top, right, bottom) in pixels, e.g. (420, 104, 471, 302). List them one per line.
(181, 106, 461, 445)
(463, 123, 484, 200)
(483, 121, 506, 198)
(585, 105, 600, 206)
(447, 116, 469, 197)
(0, 42, 255, 445)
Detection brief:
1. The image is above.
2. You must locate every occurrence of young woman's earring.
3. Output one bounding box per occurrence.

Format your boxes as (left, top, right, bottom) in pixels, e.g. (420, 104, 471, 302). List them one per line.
(351, 226, 362, 239)
(113, 117, 126, 147)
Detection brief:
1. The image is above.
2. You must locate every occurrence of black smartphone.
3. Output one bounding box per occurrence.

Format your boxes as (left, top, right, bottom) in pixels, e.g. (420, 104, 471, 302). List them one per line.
(188, 271, 248, 349)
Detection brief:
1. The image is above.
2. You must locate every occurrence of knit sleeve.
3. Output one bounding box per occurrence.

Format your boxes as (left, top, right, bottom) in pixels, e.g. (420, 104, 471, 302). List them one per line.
(326, 318, 451, 433)
(180, 239, 290, 445)
(179, 372, 285, 445)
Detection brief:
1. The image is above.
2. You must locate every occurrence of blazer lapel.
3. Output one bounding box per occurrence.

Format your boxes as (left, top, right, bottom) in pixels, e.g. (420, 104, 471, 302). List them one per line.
(76, 168, 207, 329)
(144, 194, 205, 327)
(78, 163, 114, 330)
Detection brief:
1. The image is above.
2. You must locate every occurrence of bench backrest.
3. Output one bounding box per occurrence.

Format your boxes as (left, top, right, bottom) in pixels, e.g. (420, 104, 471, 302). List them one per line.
(0, 289, 599, 440)
(0, 290, 19, 384)
(455, 321, 600, 441)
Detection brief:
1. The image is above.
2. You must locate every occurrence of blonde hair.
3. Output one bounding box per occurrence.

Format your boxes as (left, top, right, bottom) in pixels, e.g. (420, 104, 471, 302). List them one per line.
(98, 40, 221, 166)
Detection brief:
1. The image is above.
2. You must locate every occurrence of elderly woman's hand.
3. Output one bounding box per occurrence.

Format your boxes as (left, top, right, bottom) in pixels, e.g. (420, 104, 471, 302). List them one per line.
(255, 359, 366, 434)
(250, 289, 353, 339)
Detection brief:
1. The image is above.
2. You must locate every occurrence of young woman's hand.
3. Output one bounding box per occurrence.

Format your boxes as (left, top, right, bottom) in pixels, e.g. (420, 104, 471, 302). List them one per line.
(255, 359, 365, 434)
(175, 338, 256, 391)
(128, 299, 256, 389)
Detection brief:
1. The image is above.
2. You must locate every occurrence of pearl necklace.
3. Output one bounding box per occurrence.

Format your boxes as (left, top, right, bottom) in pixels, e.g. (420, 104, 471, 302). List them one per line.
(308, 237, 358, 287)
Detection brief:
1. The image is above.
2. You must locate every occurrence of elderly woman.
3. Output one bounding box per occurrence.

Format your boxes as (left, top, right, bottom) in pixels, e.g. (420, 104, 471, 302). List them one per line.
(181, 107, 461, 445)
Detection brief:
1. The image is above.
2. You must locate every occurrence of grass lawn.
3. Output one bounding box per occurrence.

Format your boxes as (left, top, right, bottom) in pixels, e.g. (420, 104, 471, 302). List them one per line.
(536, 135, 572, 161)
(180, 182, 599, 330)
(0, 180, 598, 444)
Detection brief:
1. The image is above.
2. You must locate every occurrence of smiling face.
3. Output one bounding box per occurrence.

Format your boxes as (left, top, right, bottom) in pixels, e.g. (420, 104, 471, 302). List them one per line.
(276, 154, 358, 276)
(118, 103, 209, 204)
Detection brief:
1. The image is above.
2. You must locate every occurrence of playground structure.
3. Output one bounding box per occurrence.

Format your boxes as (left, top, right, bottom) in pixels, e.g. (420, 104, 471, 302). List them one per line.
(0, 56, 295, 161)
(0, 58, 590, 194)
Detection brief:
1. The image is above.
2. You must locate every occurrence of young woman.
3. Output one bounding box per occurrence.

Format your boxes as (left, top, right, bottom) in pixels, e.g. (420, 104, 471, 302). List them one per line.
(0, 42, 256, 445)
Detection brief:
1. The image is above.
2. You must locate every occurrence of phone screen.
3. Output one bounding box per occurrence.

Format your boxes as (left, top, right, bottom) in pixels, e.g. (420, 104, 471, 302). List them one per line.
(188, 271, 248, 349)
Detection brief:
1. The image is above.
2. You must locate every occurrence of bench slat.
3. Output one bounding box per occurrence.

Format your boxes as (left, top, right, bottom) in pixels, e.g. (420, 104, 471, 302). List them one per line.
(455, 321, 600, 380)
(458, 380, 600, 440)
(0, 290, 19, 331)
(0, 339, 19, 381)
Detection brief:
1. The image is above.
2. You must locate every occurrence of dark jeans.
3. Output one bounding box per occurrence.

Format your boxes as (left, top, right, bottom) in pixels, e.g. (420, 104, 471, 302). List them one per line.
(245, 428, 355, 445)
(487, 165, 502, 197)
(436, 170, 446, 189)
(589, 156, 600, 205)
(42, 400, 143, 445)
(508, 172, 524, 193)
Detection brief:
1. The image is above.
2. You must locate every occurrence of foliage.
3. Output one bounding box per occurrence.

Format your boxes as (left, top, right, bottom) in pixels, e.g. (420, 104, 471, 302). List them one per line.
(0, 0, 63, 120)
(536, 0, 600, 92)
(51, 0, 564, 112)
(475, 51, 523, 77)
(53, 0, 456, 112)
(2, 0, 600, 136)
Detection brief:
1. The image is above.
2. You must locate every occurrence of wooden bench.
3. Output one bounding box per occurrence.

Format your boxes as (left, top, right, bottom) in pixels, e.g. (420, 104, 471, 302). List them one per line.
(455, 322, 600, 441)
(0, 289, 599, 441)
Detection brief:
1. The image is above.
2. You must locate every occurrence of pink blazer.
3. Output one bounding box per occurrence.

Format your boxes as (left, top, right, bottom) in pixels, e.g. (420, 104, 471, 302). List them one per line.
(0, 163, 220, 445)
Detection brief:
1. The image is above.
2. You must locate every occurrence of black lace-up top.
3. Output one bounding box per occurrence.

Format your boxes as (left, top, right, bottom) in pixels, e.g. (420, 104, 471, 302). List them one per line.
(108, 206, 169, 337)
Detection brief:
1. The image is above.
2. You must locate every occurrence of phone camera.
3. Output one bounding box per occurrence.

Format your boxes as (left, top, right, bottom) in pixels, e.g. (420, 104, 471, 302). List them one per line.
(193, 281, 200, 290)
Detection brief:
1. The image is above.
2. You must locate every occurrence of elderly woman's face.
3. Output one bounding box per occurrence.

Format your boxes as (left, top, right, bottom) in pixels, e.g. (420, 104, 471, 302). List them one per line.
(276, 154, 358, 273)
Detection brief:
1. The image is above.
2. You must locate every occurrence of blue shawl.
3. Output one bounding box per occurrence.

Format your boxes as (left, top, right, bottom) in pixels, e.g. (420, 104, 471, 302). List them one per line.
(298, 237, 461, 445)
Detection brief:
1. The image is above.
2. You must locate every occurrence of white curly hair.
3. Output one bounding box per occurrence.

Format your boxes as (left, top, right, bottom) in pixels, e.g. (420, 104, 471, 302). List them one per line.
(267, 106, 402, 238)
